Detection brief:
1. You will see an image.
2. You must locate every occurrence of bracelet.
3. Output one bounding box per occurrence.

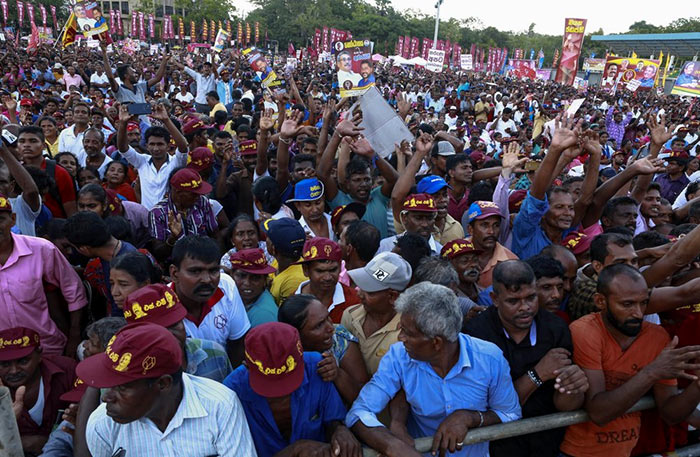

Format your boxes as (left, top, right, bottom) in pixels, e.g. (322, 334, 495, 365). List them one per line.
(527, 369, 544, 387)
(476, 410, 484, 428)
(279, 136, 291, 145)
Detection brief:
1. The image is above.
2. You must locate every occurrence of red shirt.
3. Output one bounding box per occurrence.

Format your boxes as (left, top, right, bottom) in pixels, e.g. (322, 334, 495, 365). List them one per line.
(41, 159, 76, 218)
(16, 354, 76, 437)
(329, 284, 362, 324)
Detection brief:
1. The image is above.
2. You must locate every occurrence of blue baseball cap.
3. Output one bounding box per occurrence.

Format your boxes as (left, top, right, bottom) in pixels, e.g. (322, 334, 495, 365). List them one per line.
(465, 201, 502, 225)
(417, 175, 451, 194)
(288, 178, 325, 202)
(261, 218, 306, 256)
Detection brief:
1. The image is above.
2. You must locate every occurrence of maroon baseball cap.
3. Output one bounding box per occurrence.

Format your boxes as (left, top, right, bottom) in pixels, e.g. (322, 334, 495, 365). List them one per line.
(230, 248, 277, 275)
(244, 322, 305, 397)
(0, 194, 12, 213)
(239, 140, 258, 156)
(59, 377, 88, 403)
(182, 118, 212, 136)
(170, 168, 213, 195)
(562, 231, 592, 255)
(402, 193, 437, 212)
(330, 202, 366, 228)
(440, 239, 483, 259)
(76, 322, 183, 388)
(465, 201, 502, 225)
(0, 327, 40, 361)
(187, 147, 214, 172)
(298, 237, 342, 263)
(123, 284, 187, 328)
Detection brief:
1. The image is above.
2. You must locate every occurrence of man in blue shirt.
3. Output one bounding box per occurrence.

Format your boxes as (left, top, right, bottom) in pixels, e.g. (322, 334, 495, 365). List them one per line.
(511, 116, 586, 259)
(347, 282, 521, 457)
(225, 322, 361, 457)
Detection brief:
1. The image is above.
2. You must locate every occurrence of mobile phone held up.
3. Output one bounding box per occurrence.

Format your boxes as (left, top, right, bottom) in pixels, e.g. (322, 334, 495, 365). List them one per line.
(127, 103, 152, 116)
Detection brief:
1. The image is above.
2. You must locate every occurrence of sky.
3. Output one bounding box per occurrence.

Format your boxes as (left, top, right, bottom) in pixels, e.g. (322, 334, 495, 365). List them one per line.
(234, 0, 683, 36)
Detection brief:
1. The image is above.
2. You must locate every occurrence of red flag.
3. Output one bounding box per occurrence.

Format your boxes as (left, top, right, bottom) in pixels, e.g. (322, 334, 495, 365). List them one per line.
(288, 42, 295, 56)
(322, 26, 329, 52)
(109, 9, 114, 31)
(27, 20, 39, 52)
(39, 4, 46, 27)
(402, 36, 410, 58)
(116, 9, 123, 35)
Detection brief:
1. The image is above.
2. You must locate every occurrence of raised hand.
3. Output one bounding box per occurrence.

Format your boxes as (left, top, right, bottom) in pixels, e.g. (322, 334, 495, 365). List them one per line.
(580, 130, 602, 156)
(550, 114, 583, 153)
(322, 98, 336, 124)
(279, 110, 304, 140)
(167, 209, 184, 240)
(348, 137, 375, 158)
(397, 91, 411, 119)
(628, 156, 665, 176)
(501, 141, 527, 171)
(336, 117, 364, 138)
(150, 103, 170, 121)
(394, 140, 412, 159)
(648, 114, 676, 147)
(259, 108, 274, 132)
(415, 132, 434, 156)
(118, 104, 132, 124)
(2, 95, 17, 113)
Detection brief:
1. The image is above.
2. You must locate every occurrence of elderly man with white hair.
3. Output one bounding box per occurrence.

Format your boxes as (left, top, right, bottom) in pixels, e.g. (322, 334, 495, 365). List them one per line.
(346, 282, 521, 457)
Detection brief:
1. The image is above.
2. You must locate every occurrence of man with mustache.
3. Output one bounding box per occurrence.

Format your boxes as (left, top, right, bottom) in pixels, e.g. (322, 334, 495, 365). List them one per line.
(560, 264, 700, 457)
(464, 260, 588, 457)
(81, 127, 112, 178)
(169, 235, 250, 367)
(378, 193, 443, 256)
(465, 201, 518, 288)
(0, 327, 77, 455)
(440, 239, 487, 307)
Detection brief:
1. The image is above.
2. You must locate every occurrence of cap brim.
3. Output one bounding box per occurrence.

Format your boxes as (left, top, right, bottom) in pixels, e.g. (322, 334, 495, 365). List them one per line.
(0, 345, 35, 362)
(59, 384, 87, 403)
(348, 268, 389, 293)
(235, 265, 277, 275)
(144, 305, 188, 328)
(248, 358, 304, 398)
(189, 180, 214, 195)
(76, 353, 141, 388)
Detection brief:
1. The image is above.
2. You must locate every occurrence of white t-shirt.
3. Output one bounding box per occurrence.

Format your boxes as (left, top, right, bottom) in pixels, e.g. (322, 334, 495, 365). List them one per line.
(179, 273, 251, 348)
(175, 92, 195, 103)
(494, 118, 517, 138)
(90, 72, 110, 94)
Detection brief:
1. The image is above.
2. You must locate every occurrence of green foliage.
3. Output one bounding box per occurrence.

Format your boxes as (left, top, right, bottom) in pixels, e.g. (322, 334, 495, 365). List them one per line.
(173, 0, 234, 25)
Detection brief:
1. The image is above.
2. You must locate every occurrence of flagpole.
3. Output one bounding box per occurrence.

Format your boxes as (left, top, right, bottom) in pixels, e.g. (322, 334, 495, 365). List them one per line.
(54, 13, 72, 47)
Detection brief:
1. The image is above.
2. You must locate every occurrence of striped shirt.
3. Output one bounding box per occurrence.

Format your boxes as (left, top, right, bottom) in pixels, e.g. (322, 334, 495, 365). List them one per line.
(185, 337, 233, 383)
(148, 194, 218, 242)
(86, 373, 257, 457)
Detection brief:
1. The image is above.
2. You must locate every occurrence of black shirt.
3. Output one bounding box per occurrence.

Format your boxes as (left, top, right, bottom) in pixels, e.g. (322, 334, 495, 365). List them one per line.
(463, 306, 573, 457)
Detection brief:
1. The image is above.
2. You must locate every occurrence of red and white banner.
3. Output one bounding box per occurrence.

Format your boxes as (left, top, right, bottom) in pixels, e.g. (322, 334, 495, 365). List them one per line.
(322, 26, 329, 52)
(314, 28, 320, 51)
(16, 1, 23, 27)
(555, 18, 587, 85)
(116, 10, 122, 35)
(148, 13, 154, 38)
(39, 4, 46, 27)
(50, 5, 56, 31)
(453, 44, 461, 67)
(1, 0, 8, 25)
(402, 35, 410, 58)
(169, 15, 175, 39)
(410, 37, 419, 58)
(109, 9, 115, 31)
(26, 2, 33, 24)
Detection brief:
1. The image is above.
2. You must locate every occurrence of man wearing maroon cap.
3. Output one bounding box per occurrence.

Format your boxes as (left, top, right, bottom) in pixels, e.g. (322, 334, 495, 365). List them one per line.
(0, 327, 77, 455)
(238, 139, 259, 176)
(148, 168, 218, 260)
(123, 284, 232, 382)
(187, 146, 215, 179)
(116, 103, 189, 210)
(224, 322, 360, 457)
(441, 239, 486, 306)
(229, 248, 279, 328)
(79, 322, 256, 456)
(294, 237, 361, 323)
(377, 193, 443, 256)
(182, 117, 211, 150)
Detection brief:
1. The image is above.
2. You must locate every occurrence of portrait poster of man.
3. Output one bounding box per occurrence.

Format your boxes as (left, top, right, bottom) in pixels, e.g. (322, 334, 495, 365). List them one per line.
(242, 47, 278, 88)
(73, 1, 108, 37)
(602, 57, 661, 91)
(672, 61, 700, 97)
(333, 39, 374, 97)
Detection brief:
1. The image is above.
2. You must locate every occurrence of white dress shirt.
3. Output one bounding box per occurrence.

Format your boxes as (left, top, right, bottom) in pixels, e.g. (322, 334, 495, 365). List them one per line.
(121, 146, 188, 210)
(58, 124, 88, 166)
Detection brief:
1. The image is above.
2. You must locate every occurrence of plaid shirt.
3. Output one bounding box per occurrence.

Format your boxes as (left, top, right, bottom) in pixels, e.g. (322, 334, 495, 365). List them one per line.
(148, 194, 218, 242)
(566, 267, 598, 321)
(185, 337, 233, 383)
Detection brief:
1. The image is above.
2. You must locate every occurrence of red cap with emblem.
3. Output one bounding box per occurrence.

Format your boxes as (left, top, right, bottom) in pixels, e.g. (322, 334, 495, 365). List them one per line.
(0, 194, 12, 213)
(170, 168, 213, 195)
(239, 140, 258, 156)
(182, 118, 212, 136)
(244, 322, 305, 397)
(123, 284, 187, 328)
(230, 248, 277, 275)
(76, 322, 183, 388)
(298, 237, 342, 263)
(440, 239, 483, 260)
(187, 146, 215, 172)
(0, 327, 40, 361)
(402, 193, 437, 212)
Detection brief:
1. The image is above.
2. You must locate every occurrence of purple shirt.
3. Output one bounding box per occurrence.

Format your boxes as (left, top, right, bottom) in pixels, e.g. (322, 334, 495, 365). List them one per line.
(605, 107, 633, 148)
(148, 195, 218, 241)
(655, 173, 690, 203)
(0, 234, 88, 354)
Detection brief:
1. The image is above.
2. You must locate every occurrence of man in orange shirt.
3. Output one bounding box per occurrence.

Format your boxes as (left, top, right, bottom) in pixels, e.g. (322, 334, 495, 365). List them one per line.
(560, 264, 700, 457)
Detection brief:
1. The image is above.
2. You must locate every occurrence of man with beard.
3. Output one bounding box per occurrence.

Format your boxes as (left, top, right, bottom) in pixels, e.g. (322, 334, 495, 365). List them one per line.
(169, 236, 250, 367)
(526, 255, 570, 323)
(79, 322, 255, 456)
(601, 197, 639, 233)
(0, 327, 76, 455)
(294, 237, 360, 323)
(378, 193, 442, 256)
(82, 127, 112, 179)
(560, 264, 700, 457)
(465, 201, 518, 288)
(464, 261, 587, 457)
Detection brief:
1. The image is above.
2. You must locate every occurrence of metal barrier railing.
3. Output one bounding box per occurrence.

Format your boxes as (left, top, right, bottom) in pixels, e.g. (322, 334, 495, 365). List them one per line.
(363, 396, 656, 457)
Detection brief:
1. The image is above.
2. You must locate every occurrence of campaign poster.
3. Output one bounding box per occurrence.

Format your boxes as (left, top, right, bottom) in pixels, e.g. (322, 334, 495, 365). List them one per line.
(242, 47, 278, 88)
(535, 69, 552, 80)
(333, 39, 374, 97)
(73, 1, 108, 37)
(213, 29, 229, 53)
(554, 18, 587, 85)
(460, 54, 473, 71)
(507, 59, 537, 79)
(582, 58, 606, 73)
(601, 56, 661, 91)
(426, 49, 445, 73)
(671, 61, 700, 97)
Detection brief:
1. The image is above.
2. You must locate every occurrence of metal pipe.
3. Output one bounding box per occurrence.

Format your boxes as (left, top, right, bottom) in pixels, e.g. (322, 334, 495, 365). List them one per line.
(362, 397, 655, 457)
(0, 386, 24, 457)
(662, 443, 700, 456)
(432, 0, 443, 49)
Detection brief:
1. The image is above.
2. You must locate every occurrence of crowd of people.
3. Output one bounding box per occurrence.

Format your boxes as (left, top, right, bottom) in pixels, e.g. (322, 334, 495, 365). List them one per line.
(1, 34, 700, 457)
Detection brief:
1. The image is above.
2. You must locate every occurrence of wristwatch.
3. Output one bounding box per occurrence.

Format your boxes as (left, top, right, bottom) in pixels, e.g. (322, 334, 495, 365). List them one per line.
(527, 369, 544, 387)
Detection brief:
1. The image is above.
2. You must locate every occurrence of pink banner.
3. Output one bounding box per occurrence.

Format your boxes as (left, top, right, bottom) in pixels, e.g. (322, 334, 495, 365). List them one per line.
(130, 12, 135, 37)
(39, 4, 46, 27)
(50, 5, 56, 31)
(555, 18, 587, 85)
(116, 9, 122, 35)
(26, 2, 33, 24)
(138, 11, 145, 40)
(1, 0, 7, 25)
(397, 36, 403, 56)
(445, 39, 451, 60)
(453, 44, 461, 67)
(16, 1, 23, 27)
(410, 37, 418, 58)
(169, 15, 174, 39)
(402, 35, 410, 58)
(109, 9, 115, 31)
(148, 13, 154, 38)
(322, 26, 329, 52)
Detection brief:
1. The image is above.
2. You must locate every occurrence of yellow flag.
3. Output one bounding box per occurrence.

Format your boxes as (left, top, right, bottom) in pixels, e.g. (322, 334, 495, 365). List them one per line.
(654, 51, 663, 87)
(631, 51, 637, 58)
(61, 13, 77, 48)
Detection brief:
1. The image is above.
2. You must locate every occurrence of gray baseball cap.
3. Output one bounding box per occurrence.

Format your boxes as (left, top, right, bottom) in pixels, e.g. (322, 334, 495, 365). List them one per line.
(437, 141, 456, 156)
(348, 252, 412, 293)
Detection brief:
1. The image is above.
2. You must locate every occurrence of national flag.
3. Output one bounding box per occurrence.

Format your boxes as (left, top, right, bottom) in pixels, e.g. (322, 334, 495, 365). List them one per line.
(61, 13, 78, 48)
(27, 19, 39, 52)
(288, 42, 295, 56)
(655, 50, 663, 87)
(537, 49, 544, 69)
